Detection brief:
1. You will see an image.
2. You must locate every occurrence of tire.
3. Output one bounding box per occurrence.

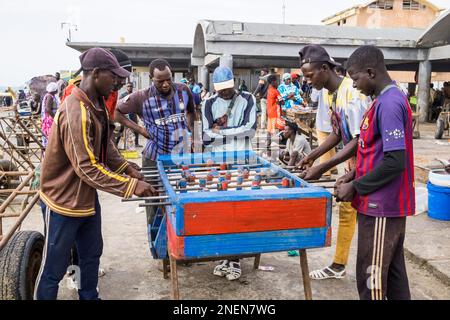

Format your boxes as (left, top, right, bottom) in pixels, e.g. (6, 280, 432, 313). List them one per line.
(435, 119, 445, 139)
(0, 231, 44, 300)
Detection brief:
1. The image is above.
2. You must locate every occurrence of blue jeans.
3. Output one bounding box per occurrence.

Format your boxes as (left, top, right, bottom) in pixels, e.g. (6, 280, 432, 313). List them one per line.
(35, 194, 103, 300)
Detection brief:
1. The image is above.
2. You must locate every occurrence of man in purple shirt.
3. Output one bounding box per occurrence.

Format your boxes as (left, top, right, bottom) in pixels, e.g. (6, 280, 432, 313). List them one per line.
(335, 45, 415, 300)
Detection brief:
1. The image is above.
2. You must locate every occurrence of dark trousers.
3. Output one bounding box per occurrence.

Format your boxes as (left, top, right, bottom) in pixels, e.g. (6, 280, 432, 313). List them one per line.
(39, 200, 79, 268)
(356, 213, 411, 300)
(35, 194, 103, 300)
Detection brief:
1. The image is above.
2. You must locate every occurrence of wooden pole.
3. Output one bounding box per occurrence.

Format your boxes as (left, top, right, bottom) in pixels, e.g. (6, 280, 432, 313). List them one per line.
(162, 259, 170, 280)
(0, 192, 40, 251)
(16, 118, 45, 149)
(169, 252, 180, 300)
(253, 254, 261, 269)
(299, 249, 313, 300)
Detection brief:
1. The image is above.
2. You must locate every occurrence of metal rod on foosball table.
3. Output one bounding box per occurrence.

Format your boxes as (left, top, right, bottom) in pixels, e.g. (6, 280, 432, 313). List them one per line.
(141, 163, 263, 174)
(148, 171, 283, 182)
(163, 166, 271, 176)
(139, 202, 173, 207)
(175, 181, 289, 192)
(307, 178, 336, 183)
(161, 162, 260, 169)
(122, 196, 170, 202)
(148, 175, 286, 187)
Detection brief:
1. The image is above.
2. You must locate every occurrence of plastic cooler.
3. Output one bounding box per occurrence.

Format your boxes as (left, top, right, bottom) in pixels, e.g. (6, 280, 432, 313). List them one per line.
(427, 182, 450, 221)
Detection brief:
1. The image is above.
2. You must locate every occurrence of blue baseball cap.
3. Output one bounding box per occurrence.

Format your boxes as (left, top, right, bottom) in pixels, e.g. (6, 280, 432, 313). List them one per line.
(213, 66, 234, 91)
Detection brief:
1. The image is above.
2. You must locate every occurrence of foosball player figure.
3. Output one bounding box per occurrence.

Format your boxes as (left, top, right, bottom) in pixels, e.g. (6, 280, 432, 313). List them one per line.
(177, 178, 188, 193)
(210, 167, 219, 177)
(220, 163, 228, 171)
(199, 179, 207, 188)
(282, 177, 291, 188)
(262, 168, 272, 183)
(217, 176, 226, 191)
(221, 181, 229, 191)
(242, 168, 250, 179)
(206, 159, 215, 167)
(186, 173, 196, 183)
(225, 171, 232, 181)
(252, 175, 262, 190)
(181, 168, 190, 179)
(236, 175, 244, 190)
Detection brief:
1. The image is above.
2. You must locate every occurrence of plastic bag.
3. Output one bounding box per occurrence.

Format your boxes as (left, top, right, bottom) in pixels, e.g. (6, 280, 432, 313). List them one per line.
(415, 187, 428, 215)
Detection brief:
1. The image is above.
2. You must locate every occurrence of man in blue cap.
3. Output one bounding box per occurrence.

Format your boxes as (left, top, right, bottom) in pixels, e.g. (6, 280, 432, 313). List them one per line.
(201, 66, 257, 280)
(202, 66, 257, 154)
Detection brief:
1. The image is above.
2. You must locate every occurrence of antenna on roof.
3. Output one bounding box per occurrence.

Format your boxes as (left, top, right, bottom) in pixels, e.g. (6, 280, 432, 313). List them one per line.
(282, 0, 286, 24)
(61, 22, 78, 42)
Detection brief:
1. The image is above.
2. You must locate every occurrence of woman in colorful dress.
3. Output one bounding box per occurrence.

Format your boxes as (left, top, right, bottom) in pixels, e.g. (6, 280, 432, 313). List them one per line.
(41, 82, 59, 149)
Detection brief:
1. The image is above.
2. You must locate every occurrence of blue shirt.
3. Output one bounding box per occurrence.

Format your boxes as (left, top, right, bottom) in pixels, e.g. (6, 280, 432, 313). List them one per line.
(277, 83, 303, 110)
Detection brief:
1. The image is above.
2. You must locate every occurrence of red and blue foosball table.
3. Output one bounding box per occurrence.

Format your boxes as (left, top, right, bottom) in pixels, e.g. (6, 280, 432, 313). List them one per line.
(125, 151, 332, 300)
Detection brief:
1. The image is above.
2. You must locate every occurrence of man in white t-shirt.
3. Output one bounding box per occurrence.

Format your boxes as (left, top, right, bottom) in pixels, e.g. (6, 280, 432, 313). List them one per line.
(312, 86, 337, 177)
(279, 121, 311, 166)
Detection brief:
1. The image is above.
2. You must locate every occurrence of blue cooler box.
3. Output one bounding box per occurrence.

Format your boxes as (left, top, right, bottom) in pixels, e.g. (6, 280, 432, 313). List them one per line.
(427, 182, 450, 221)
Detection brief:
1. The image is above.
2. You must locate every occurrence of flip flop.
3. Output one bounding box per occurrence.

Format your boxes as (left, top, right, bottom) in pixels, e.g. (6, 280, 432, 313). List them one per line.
(309, 266, 346, 280)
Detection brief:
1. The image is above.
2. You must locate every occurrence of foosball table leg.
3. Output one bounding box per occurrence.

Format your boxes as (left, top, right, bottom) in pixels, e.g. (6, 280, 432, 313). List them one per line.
(169, 254, 180, 300)
(162, 259, 170, 279)
(299, 249, 313, 300)
(253, 254, 261, 270)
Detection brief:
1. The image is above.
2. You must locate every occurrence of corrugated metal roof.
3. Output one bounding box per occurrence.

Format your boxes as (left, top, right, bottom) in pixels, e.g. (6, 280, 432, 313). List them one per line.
(418, 9, 450, 47)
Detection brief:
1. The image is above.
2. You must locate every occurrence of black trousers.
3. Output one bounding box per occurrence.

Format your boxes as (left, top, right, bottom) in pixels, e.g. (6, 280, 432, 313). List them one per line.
(356, 213, 411, 300)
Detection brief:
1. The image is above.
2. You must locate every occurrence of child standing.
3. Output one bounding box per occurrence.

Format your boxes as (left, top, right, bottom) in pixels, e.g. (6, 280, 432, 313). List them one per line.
(336, 45, 415, 300)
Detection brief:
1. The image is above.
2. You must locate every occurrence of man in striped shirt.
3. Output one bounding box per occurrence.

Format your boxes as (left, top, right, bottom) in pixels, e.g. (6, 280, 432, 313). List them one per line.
(116, 59, 195, 167)
(116, 59, 195, 225)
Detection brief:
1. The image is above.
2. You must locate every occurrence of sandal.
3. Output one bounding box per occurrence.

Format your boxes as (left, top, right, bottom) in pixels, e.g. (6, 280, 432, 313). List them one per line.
(213, 260, 229, 277)
(288, 250, 299, 256)
(226, 261, 241, 281)
(309, 266, 346, 280)
(98, 268, 106, 278)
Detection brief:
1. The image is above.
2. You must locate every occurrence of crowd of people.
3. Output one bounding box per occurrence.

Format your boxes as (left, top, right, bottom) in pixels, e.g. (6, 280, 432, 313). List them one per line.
(6, 40, 442, 301)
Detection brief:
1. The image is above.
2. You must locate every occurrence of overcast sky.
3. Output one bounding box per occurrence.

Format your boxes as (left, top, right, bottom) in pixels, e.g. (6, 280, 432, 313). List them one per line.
(1, 0, 448, 86)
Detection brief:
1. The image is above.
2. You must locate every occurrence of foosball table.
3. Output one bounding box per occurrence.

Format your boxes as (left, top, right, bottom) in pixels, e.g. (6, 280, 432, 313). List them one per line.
(124, 151, 332, 300)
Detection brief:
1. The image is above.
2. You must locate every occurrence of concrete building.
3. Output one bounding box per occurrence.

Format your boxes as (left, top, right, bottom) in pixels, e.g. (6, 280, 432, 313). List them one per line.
(66, 42, 192, 90)
(67, 10, 450, 122)
(191, 17, 449, 122)
(322, 0, 448, 85)
(322, 0, 443, 29)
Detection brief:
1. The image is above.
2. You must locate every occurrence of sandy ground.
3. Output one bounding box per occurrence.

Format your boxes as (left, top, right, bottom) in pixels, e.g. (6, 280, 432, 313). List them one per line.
(3, 190, 449, 300)
(2, 122, 450, 300)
